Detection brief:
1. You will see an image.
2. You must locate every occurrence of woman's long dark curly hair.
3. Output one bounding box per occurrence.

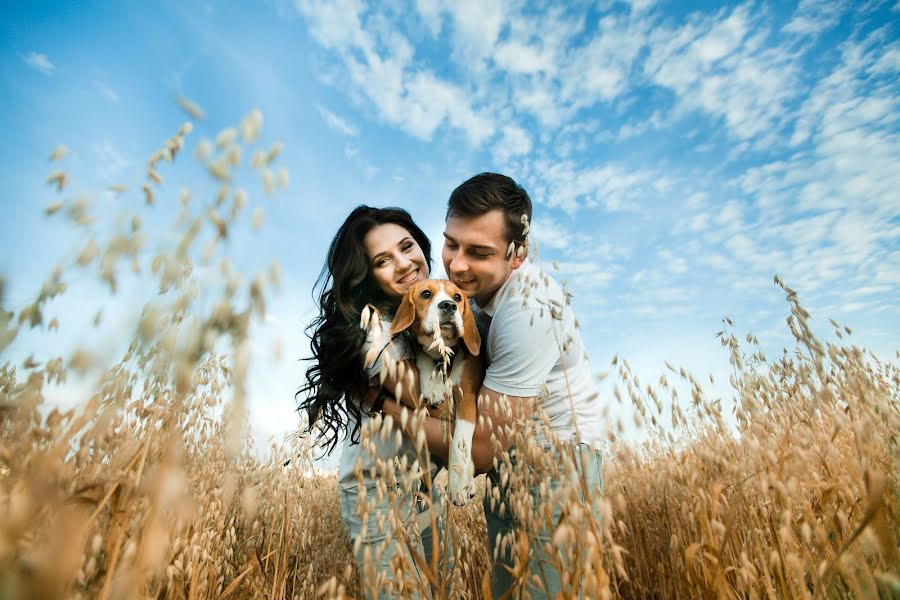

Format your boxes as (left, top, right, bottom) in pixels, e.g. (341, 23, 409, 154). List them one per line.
(297, 206, 432, 455)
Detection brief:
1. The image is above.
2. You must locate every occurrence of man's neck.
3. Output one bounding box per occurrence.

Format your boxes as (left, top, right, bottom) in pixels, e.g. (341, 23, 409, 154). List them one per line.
(475, 267, 520, 308)
(474, 291, 497, 309)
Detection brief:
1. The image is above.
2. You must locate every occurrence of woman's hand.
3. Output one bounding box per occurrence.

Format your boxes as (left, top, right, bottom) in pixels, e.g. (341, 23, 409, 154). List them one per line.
(370, 386, 453, 421)
(426, 396, 453, 421)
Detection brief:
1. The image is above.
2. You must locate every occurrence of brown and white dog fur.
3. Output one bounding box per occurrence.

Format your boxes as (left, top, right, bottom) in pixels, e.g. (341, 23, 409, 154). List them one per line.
(390, 279, 482, 505)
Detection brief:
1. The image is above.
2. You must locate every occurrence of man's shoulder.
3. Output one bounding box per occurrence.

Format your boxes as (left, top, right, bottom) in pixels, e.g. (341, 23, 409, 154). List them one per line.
(494, 261, 565, 316)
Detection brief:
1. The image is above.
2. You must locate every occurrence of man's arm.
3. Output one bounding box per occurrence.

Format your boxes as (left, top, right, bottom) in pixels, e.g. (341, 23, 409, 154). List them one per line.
(381, 385, 536, 474)
(378, 358, 422, 409)
(469, 386, 536, 473)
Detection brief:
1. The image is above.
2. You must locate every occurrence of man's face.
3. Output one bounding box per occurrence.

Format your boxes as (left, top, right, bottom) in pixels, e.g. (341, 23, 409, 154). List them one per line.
(442, 209, 524, 307)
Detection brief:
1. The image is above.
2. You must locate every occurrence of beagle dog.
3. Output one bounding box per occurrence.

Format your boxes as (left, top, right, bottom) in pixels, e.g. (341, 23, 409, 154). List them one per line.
(390, 279, 482, 505)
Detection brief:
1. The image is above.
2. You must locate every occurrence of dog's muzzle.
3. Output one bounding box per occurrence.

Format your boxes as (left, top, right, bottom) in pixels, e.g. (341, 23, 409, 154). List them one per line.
(438, 300, 456, 315)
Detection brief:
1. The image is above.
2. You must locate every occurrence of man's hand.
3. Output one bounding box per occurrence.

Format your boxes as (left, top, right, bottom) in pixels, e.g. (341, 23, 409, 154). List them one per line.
(469, 387, 536, 474)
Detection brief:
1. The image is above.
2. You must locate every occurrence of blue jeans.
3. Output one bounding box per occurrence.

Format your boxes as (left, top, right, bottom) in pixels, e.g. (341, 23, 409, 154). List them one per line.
(340, 479, 452, 599)
(483, 442, 604, 598)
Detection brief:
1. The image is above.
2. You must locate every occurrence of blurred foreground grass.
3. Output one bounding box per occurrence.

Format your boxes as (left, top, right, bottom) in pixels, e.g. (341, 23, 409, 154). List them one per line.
(1, 112, 897, 599)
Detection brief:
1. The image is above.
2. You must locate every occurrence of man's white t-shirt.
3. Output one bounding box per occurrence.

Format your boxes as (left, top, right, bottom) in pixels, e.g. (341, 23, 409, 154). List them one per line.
(337, 317, 418, 487)
(472, 260, 604, 448)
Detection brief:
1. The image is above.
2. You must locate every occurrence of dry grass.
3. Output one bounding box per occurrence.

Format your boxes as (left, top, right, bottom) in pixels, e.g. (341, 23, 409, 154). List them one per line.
(0, 110, 897, 598)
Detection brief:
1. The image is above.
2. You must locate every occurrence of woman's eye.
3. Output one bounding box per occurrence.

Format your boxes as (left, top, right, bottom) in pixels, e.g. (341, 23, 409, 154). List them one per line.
(402, 242, 414, 251)
(453, 294, 461, 302)
(421, 290, 432, 299)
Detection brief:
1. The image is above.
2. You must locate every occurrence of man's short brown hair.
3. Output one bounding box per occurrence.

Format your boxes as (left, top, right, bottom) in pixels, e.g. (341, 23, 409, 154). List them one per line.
(446, 172, 532, 247)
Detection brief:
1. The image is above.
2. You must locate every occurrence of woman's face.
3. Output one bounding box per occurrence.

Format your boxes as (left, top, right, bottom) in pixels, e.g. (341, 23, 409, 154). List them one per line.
(363, 223, 429, 302)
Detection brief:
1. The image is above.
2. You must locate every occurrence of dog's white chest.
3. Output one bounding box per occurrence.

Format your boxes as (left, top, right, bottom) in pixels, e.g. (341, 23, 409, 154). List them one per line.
(416, 352, 467, 406)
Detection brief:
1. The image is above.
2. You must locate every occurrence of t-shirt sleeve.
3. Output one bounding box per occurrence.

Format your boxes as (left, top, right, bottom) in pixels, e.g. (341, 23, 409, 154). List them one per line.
(482, 307, 560, 397)
(362, 318, 414, 383)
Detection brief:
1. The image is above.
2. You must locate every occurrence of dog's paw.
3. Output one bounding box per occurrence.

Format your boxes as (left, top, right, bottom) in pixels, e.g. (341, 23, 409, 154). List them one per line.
(448, 419, 477, 506)
(420, 374, 447, 406)
(448, 461, 477, 506)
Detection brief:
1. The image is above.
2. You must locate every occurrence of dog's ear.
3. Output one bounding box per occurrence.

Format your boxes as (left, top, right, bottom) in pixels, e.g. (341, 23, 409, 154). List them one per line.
(390, 290, 417, 334)
(460, 298, 481, 356)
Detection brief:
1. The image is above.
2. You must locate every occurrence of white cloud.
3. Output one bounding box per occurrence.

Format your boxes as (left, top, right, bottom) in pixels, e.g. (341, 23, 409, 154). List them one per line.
(493, 40, 552, 74)
(530, 159, 666, 214)
(93, 80, 119, 102)
(564, 24, 639, 103)
(446, 0, 505, 66)
(645, 4, 798, 142)
(362, 163, 379, 180)
(94, 141, 132, 181)
(616, 110, 666, 141)
(714, 200, 744, 229)
(404, 71, 496, 144)
(658, 248, 687, 274)
(493, 125, 533, 164)
(295, 0, 368, 50)
(416, 0, 444, 36)
(698, 252, 733, 271)
(626, 0, 655, 13)
(317, 105, 359, 136)
(687, 212, 710, 232)
(783, 0, 848, 38)
(530, 216, 574, 252)
(548, 260, 618, 291)
(724, 26, 900, 298)
(298, 0, 496, 145)
(22, 51, 55, 75)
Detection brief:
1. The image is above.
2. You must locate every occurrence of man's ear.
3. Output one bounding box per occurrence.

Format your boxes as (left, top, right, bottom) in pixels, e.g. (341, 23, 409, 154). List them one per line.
(390, 290, 417, 334)
(460, 298, 481, 356)
(509, 240, 527, 269)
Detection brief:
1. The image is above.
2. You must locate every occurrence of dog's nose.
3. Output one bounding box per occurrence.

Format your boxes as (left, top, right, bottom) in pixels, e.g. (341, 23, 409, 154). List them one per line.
(438, 300, 456, 314)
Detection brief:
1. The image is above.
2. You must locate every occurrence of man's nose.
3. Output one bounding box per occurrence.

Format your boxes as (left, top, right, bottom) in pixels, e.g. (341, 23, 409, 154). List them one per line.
(448, 253, 467, 274)
(438, 300, 456, 314)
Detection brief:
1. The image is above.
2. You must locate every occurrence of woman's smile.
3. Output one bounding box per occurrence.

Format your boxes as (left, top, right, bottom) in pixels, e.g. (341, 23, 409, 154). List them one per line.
(397, 269, 420, 284)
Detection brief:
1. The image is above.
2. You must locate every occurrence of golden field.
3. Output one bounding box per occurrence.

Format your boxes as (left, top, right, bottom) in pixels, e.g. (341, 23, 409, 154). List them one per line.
(1, 113, 897, 599)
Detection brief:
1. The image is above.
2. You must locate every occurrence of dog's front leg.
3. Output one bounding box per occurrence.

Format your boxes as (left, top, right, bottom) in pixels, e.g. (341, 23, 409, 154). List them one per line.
(416, 353, 445, 406)
(448, 356, 478, 505)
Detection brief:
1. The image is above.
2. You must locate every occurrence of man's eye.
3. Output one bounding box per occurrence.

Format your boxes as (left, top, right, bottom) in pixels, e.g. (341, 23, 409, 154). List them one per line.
(421, 290, 432, 299)
(453, 294, 461, 301)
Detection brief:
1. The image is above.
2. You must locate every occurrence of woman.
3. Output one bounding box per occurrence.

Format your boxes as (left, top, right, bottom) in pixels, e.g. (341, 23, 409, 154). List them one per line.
(297, 206, 447, 597)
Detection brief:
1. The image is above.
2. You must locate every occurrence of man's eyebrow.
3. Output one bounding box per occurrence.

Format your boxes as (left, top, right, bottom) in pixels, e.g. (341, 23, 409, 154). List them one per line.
(443, 235, 496, 252)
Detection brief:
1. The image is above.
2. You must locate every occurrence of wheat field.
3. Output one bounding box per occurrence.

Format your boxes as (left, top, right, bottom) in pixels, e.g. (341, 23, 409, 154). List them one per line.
(0, 111, 897, 599)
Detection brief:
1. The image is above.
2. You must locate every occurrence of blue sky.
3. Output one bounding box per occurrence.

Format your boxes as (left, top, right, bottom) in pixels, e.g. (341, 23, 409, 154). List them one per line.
(2, 0, 899, 458)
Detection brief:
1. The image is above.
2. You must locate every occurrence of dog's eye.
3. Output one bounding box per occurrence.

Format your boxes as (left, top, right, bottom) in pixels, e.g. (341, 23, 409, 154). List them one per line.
(453, 293, 462, 302)
(421, 290, 432, 299)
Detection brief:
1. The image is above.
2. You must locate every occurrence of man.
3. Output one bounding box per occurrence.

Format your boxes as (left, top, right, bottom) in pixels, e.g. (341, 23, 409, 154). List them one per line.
(382, 172, 605, 597)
